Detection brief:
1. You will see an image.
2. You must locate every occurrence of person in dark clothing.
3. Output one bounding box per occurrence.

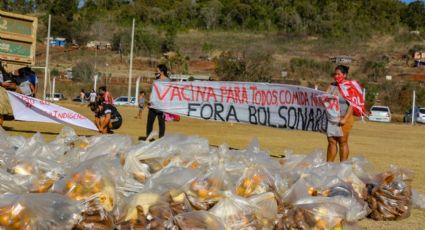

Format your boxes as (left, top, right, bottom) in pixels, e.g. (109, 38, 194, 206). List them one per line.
(146, 64, 170, 138)
(89, 102, 122, 134)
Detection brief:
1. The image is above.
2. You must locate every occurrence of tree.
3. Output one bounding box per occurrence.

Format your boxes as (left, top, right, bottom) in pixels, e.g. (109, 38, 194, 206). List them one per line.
(72, 61, 95, 82)
(200, 0, 223, 30)
(402, 0, 425, 30)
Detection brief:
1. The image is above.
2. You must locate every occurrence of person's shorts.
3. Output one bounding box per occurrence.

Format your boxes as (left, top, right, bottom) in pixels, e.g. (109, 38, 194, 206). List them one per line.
(111, 118, 122, 130)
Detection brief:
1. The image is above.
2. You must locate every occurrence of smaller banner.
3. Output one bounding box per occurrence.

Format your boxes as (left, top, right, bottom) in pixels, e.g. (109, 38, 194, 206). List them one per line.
(7, 91, 98, 131)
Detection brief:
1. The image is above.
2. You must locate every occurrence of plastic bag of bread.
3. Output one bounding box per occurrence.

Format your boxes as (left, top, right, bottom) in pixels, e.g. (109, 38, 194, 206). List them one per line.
(0, 193, 82, 229)
(144, 166, 201, 196)
(79, 135, 132, 162)
(0, 169, 28, 194)
(281, 150, 326, 184)
(277, 202, 348, 230)
(118, 193, 175, 229)
(123, 154, 151, 184)
(125, 134, 209, 173)
(174, 211, 225, 229)
(234, 164, 276, 198)
(186, 162, 230, 210)
(248, 192, 278, 228)
(209, 191, 259, 229)
(366, 166, 413, 221)
(304, 163, 367, 199)
(412, 189, 425, 209)
(52, 157, 117, 214)
(6, 155, 63, 193)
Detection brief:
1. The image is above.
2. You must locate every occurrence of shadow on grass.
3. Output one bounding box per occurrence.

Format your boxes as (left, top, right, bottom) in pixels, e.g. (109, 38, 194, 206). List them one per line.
(3, 126, 94, 137)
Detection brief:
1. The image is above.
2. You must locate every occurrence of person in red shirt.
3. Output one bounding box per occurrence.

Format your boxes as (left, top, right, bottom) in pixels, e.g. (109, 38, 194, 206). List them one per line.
(98, 86, 113, 105)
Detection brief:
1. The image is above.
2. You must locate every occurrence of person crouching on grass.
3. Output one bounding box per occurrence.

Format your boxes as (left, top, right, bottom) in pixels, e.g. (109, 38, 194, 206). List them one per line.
(89, 102, 122, 134)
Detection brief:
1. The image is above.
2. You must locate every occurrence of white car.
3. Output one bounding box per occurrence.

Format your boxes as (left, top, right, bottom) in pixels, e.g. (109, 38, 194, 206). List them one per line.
(404, 107, 425, 124)
(114, 96, 136, 106)
(368, 106, 391, 123)
(46, 93, 65, 101)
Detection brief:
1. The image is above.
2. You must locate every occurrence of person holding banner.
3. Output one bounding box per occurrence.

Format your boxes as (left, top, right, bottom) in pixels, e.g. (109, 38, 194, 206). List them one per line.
(146, 64, 170, 139)
(326, 65, 355, 162)
(0, 64, 17, 126)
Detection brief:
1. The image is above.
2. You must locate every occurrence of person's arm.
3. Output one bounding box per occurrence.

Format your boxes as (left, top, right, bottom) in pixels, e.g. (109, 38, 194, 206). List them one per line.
(100, 113, 111, 133)
(340, 105, 353, 125)
(94, 116, 101, 129)
(0, 82, 17, 90)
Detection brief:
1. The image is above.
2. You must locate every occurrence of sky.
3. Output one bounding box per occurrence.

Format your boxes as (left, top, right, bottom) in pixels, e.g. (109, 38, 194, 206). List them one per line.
(402, 0, 424, 3)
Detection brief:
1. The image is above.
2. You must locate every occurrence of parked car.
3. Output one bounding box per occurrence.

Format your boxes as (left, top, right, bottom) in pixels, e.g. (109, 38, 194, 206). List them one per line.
(46, 93, 65, 101)
(72, 96, 82, 102)
(403, 107, 425, 124)
(113, 96, 136, 106)
(368, 106, 391, 123)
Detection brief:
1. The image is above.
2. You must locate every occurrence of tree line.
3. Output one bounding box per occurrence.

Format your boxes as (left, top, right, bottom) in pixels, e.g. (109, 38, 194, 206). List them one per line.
(2, 0, 425, 43)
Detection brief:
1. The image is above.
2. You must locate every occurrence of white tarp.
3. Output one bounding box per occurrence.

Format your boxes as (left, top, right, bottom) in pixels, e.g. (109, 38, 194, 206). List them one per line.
(7, 91, 98, 131)
(150, 81, 333, 132)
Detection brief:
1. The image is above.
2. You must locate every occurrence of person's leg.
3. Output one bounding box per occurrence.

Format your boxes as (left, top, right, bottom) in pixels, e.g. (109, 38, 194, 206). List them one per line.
(338, 134, 350, 162)
(327, 136, 338, 162)
(158, 111, 165, 138)
(146, 108, 156, 137)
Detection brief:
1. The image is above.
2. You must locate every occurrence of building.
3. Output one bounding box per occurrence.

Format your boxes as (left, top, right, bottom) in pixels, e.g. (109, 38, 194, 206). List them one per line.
(86, 41, 111, 50)
(45, 37, 66, 47)
(169, 74, 211, 81)
(329, 56, 353, 64)
(413, 51, 425, 67)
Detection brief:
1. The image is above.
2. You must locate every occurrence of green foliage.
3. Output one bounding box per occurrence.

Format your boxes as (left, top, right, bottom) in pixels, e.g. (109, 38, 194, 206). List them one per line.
(363, 57, 389, 82)
(215, 51, 273, 82)
(50, 68, 60, 77)
(8, 0, 425, 42)
(289, 58, 333, 80)
(72, 61, 95, 82)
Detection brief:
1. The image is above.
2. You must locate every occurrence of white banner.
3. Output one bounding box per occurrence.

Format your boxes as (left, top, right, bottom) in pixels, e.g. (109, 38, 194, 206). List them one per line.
(150, 81, 333, 132)
(7, 91, 98, 131)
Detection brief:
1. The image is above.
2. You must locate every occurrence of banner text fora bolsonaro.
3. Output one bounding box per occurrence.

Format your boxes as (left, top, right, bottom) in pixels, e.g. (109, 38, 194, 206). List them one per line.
(150, 81, 334, 132)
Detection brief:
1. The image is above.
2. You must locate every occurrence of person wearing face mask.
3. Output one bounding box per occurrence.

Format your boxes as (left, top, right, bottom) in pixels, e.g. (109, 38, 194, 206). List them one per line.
(325, 65, 365, 162)
(146, 64, 170, 139)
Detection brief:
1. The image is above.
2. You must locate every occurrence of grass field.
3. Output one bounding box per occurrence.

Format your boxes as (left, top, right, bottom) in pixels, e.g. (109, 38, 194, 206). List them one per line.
(2, 102, 425, 229)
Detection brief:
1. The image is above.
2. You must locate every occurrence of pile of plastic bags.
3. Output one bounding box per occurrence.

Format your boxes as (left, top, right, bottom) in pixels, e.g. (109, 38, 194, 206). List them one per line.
(0, 126, 424, 230)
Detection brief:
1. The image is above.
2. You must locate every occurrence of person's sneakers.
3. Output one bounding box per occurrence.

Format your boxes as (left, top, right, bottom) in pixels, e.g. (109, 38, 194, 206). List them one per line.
(107, 130, 114, 134)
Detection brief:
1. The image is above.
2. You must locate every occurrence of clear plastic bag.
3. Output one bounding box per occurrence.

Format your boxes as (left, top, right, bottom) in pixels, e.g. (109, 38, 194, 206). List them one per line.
(248, 192, 278, 228)
(366, 166, 413, 221)
(123, 154, 151, 184)
(0, 193, 82, 229)
(185, 161, 230, 210)
(234, 164, 276, 198)
(118, 194, 175, 229)
(52, 157, 117, 214)
(0, 169, 28, 194)
(412, 189, 425, 209)
(144, 166, 201, 196)
(125, 134, 209, 174)
(209, 191, 258, 230)
(277, 202, 347, 230)
(79, 134, 132, 162)
(174, 211, 225, 229)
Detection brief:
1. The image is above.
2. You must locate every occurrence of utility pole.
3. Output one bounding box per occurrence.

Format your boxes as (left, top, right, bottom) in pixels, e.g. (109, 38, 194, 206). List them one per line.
(43, 14, 51, 100)
(128, 18, 135, 102)
(411, 90, 416, 125)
